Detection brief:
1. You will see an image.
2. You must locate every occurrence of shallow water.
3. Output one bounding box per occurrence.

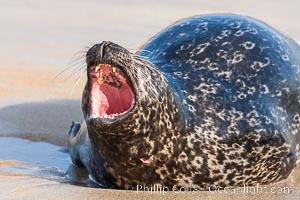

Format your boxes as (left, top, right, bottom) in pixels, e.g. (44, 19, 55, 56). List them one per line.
(0, 137, 69, 170)
(0, 137, 99, 188)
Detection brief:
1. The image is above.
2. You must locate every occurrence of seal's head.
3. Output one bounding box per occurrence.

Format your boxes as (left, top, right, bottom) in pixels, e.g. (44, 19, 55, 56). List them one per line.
(85, 41, 137, 126)
(83, 41, 184, 137)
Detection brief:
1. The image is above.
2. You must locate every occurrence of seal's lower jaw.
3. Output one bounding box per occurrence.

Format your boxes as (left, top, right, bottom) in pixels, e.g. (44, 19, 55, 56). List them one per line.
(87, 64, 136, 125)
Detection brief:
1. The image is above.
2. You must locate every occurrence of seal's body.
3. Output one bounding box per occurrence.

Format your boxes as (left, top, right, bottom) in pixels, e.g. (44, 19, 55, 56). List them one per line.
(69, 14, 300, 189)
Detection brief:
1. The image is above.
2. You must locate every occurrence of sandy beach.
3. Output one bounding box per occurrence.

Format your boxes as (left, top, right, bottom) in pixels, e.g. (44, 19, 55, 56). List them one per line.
(1, 0, 300, 199)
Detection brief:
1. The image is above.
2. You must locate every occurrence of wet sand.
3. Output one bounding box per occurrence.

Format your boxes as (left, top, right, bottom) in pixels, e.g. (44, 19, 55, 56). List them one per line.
(1, 0, 300, 199)
(0, 100, 82, 146)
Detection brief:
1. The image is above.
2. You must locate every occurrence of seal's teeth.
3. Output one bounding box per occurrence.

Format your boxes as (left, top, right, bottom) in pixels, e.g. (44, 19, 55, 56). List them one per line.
(112, 67, 116, 73)
(104, 113, 108, 118)
(95, 65, 101, 72)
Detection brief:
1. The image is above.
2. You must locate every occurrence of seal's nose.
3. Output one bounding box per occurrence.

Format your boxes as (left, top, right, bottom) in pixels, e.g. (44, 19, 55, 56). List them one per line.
(86, 41, 132, 67)
(94, 41, 121, 60)
(100, 41, 129, 54)
(96, 41, 110, 60)
(86, 41, 111, 66)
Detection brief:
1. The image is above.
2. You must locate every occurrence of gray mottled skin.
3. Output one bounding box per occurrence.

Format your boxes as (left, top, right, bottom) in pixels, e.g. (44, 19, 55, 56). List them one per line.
(68, 14, 300, 189)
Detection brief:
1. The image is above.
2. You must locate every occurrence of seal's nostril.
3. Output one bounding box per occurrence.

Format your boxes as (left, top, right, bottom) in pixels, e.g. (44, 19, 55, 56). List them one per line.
(97, 42, 107, 59)
(105, 41, 113, 46)
(96, 41, 114, 60)
(107, 42, 121, 49)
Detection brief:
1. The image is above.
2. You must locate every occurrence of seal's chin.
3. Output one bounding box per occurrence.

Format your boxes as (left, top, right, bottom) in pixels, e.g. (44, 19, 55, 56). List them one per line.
(88, 64, 135, 121)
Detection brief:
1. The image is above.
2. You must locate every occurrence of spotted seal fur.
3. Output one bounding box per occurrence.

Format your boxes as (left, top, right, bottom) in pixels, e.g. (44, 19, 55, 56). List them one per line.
(68, 14, 300, 189)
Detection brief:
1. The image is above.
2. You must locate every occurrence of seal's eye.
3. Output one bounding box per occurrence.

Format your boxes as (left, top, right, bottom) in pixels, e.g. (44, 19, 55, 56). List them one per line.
(89, 64, 135, 119)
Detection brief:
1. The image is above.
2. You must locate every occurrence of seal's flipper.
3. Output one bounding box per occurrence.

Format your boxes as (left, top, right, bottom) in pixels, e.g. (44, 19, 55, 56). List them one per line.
(68, 121, 81, 138)
(68, 121, 84, 167)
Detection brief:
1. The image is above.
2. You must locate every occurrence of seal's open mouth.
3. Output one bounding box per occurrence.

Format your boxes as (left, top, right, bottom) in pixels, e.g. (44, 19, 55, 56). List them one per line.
(89, 64, 135, 120)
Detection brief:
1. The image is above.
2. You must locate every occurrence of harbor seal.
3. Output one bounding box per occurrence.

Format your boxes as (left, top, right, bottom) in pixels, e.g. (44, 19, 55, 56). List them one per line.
(68, 14, 300, 189)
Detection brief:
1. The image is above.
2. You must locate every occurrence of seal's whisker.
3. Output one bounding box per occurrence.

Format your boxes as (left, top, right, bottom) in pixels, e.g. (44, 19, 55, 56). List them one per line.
(70, 51, 86, 60)
(54, 48, 87, 80)
(132, 54, 150, 62)
(68, 49, 87, 66)
(69, 69, 86, 96)
(82, 45, 91, 50)
(72, 64, 87, 75)
(69, 58, 86, 68)
(54, 60, 86, 81)
(66, 62, 85, 74)
(64, 65, 86, 82)
(53, 65, 77, 80)
(70, 45, 90, 57)
(68, 56, 86, 67)
(68, 58, 85, 68)
(132, 49, 153, 54)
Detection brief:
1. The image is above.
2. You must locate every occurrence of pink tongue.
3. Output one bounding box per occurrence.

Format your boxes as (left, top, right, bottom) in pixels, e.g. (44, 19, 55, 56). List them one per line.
(90, 83, 108, 118)
(90, 77, 134, 118)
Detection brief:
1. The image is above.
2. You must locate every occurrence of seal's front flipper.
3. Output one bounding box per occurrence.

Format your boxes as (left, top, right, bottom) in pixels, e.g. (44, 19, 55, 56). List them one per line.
(68, 121, 84, 167)
(69, 121, 81, 138)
